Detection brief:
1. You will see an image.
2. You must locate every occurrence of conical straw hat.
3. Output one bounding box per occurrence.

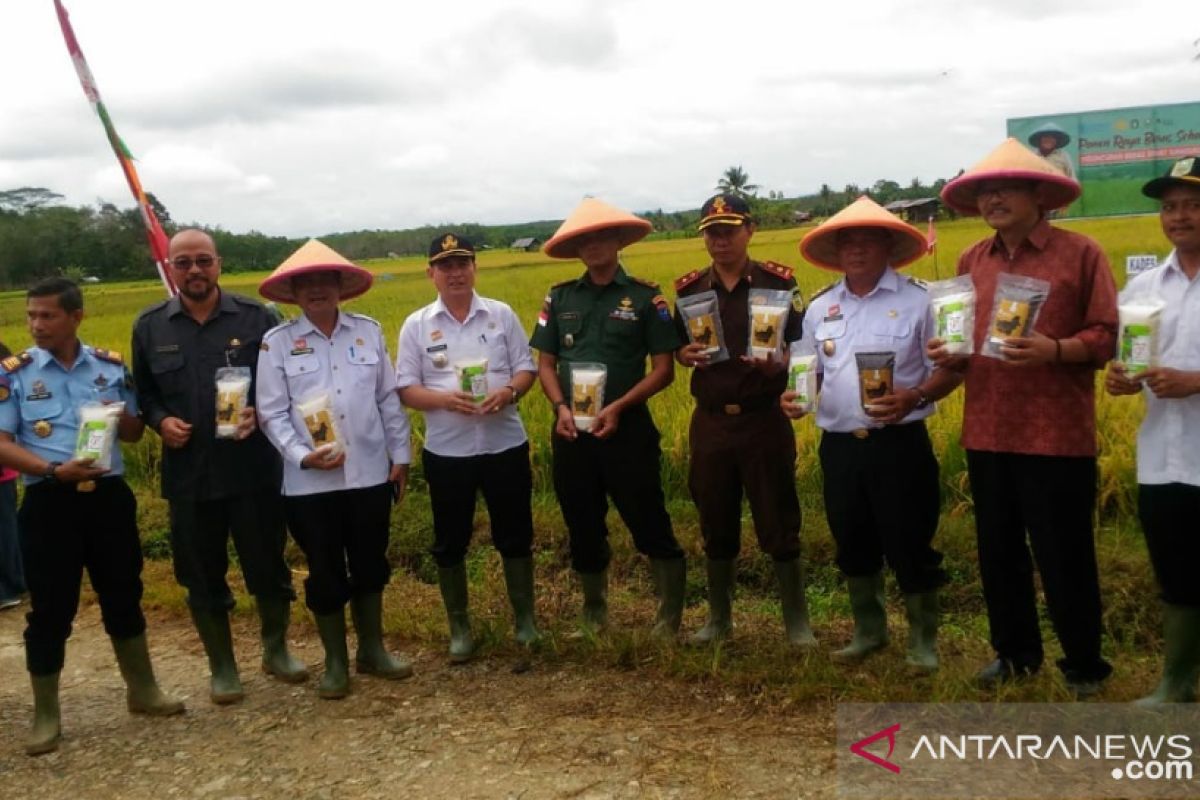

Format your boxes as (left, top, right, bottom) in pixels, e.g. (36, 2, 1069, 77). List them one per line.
(259, 239, 374, 304)
(800, 195, 929, 271)
(940, 138, 1081, 215)
(542, 198, 652, 259)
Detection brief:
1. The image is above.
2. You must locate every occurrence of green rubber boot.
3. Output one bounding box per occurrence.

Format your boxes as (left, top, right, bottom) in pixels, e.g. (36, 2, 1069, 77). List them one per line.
(436, 565, 476, 664)
(112, 633, 186, 716)
(775, 558, 817, 649)
(256, 596, 308, 683)
(574, 569, 609, 636)
(903, 592, 939, 673)
(314, 610, 350, 699)
(832, 573, 889, 663)
(650, 558, 686, 640)
(689, 559, 735, 645)
(189, 608, 244, 704)
(502, 557, 541, 646)
(1137, 604, 1200, 706)
(351, 593, 414, 678)
(25, 673, 61, 756)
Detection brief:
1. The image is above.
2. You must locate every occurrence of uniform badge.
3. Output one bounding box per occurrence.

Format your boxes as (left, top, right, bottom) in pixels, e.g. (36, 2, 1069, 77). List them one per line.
(0, 383, 9, 402)
(651, 294, 670, 322)
(94, 373, 109, 388)
(290, 337, 313, 356)
(27, 380, 52, 401)
(355, 337, 365, 346)
(33, 420, 52, 438)
(564, 334, 575, 348)
(432, 352, 448, 368)
(822, 339, 836, 357)
(609, 297, 638, 322)
(431, 330, 444, 342)
(791, 287, 804, 314)
(260, 342, 270, 351)
(76, 480, 96, 493)
(229, 338, 242, 347)
(888, 309, 898, 318)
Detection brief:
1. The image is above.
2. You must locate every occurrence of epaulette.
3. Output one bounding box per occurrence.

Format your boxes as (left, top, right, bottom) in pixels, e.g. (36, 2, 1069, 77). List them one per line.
(674, 269, 704, 292)
(263, 318, 298, 341)
(134, 298, 172, 323)
(907, 276, 929, 291)
(90, 347, 124, 365)
(347, 311, 382, 327)
(759, 260, 794, 281)
(629, 275, 660, 290)
(229, 292, 265, 307)
(1, 351, 32, 374)
(810, 281, 838, 301)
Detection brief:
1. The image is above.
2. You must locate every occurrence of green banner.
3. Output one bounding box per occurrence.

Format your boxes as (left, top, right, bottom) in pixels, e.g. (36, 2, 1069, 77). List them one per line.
(1007, 102, 1200, 218)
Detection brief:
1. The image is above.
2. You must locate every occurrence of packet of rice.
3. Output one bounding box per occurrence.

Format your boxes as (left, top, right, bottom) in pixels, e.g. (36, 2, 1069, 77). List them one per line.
(787, 354, 818, 413)
(982, 273, 1051, 359)
(296, 393, 344, 458)
(214, 366, 252, 438)
(677, 290, 729, 364)
(747, 289, 792, 360)
(1118, 297, 1166, 376)
(856, 351, 896, 412)
(75, 401, 123, 470)
(569, 362, 607, 432)
(453, 357, 489, 403)
(928, 275, 976, 355)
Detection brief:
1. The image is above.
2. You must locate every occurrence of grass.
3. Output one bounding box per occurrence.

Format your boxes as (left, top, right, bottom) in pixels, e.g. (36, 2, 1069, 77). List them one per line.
(6, 214, 1176, 701)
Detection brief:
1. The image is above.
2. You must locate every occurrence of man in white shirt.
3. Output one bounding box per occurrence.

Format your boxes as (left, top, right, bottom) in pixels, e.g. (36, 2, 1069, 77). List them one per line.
(256, 240, 413, 699)
(1105, 156, 1200, 704)
(783, 197, 961, 672)
(395, 234, 538, 662)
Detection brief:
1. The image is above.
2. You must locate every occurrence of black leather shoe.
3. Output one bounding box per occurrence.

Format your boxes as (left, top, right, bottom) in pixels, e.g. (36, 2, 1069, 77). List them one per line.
(976, 657, 1037, 688)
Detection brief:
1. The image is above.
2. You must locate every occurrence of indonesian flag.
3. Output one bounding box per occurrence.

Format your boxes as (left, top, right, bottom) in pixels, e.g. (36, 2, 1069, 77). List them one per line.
(53, 0, 175, 296)
(925, 216, 937, 254)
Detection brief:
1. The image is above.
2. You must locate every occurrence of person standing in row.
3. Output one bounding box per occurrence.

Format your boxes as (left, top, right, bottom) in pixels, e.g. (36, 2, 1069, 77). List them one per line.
(933, 139, 1118, 696)
(0, 278, 183, 755)
(256, 240, 413, 698)
(673, 193, 813, 647)
(396, 233, 539, 662)
(1105, 157, 1200, 704)
(530, 198, 686, 637)
(132, 229, 305, 705)
(0, 340, 26, 612)
(785, 197, 961, 671)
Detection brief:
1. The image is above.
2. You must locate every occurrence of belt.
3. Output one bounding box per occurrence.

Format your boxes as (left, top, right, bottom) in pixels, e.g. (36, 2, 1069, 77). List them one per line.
(828, 420, 927, 440)
(699, 396, 777, 416)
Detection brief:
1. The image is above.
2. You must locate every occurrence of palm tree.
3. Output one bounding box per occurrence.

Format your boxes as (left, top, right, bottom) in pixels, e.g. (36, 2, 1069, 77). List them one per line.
(715, 166, 759, 199)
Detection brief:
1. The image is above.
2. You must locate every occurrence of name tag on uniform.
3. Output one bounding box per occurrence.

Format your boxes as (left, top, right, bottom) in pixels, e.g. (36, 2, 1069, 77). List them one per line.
(155, 344, 181, 353)
(290, 337, 314, 356)
(26, 379, 52, 401)
(426, 344, 448, 353)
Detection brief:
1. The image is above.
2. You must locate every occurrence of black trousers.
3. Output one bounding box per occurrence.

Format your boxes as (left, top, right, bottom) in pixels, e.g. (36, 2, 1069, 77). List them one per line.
(423, 442, 534, 568)
(552, 404, 683, 573)
(967, 450, 1112, 682)
(1138, 482, 1200, 607)
(819, 422, 945, 593)
(168, 487, 295, 611)
(688, 406, 802, 561)
(284, 483, 393, 615)
(18, 477, 146, 675)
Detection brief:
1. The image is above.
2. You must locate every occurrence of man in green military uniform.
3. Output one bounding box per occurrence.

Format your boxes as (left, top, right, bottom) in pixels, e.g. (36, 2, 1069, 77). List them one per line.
(531, 198, 686, 637)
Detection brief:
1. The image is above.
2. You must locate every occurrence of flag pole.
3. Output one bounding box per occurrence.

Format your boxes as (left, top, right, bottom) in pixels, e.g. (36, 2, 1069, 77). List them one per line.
(53, 0, 176, 296)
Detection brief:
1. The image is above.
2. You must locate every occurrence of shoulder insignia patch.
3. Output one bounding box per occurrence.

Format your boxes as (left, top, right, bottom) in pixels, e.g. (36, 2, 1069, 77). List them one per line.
(674, 270, 703, 292)
(347, 311, 382, 327)
(260, 341, 270, 352)
(790, 286, 805, 314)
(537, 293, 553, 328)
(629, 275, 660, 290)
(810, 282, 838, 301)
(1, 351, 32, 374)
(760, 260, 794, 281)
(651, 294, 671, 321)
(907, 276, 929, 291)
(0, 375, 10, 402)
(90, 347, 124, 365)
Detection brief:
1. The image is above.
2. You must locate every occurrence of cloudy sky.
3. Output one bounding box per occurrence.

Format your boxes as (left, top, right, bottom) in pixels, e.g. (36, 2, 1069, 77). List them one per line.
(1, 0, 1196, 236)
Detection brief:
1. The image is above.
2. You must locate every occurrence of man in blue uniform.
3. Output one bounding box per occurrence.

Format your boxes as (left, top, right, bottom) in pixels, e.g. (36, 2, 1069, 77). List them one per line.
(0, 278, 184, 756)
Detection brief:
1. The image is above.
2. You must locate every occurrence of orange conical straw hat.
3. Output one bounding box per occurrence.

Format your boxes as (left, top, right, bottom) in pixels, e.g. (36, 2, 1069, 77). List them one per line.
(800, 195, 929, 271)
(259, 239, 374, 304)
(542, 197, 653, 259)
(940, 138, 1081, 215)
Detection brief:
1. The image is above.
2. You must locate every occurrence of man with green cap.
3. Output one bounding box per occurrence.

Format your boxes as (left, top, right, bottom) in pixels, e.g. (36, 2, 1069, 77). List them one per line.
(396, 233, 539, 662)
(1105, 156, 1200, 704)
(531, 197, 686, 637)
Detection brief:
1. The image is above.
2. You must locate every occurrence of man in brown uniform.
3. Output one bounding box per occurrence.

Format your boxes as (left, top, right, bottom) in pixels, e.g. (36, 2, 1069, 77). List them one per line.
(674, 193, 814, 646)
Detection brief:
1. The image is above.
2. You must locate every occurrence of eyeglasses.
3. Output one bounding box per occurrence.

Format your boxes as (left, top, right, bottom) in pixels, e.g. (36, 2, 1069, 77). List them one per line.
(169, 255, 218, 270)
(975, 184, 1033, 201)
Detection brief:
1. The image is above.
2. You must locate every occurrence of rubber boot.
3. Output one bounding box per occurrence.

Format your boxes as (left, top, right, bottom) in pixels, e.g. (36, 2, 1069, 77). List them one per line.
(314, 610, 350, 699)
(903, 591, 939, 673)
(434, 565, 476, 664)
(573, 569, 608, 636)
(689, 559, 734, 645)
(188, 608, 244, 704)
(832, 573, 889, 663)
(1137, 604, 1200, 706)
(502, 557, 541, 646)
(775, 558, 817, 649)
(25, 673, 61, 756)
(650, 558, 686, 640)
(351, 593, 413, 679)
(256, 595, 308, 683)
(112, 633, 186, 716)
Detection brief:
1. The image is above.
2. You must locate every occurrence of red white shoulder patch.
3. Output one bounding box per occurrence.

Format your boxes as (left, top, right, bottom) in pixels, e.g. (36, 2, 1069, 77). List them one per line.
(760, 261, 794, 281)
(674, 270, 702, 291)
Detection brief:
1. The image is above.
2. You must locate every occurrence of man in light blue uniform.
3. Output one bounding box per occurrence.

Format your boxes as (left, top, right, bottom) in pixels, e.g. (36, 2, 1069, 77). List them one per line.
(782, 198, 961, 672)
(0, 278, 183, 756)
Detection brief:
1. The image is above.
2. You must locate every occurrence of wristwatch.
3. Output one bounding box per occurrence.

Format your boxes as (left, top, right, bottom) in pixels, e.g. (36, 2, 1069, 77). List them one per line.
(43, 461, 62, 483)
(553, 400, 569, 413)
(914, 389, 931, 410)
(505, 384, 519, 405)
